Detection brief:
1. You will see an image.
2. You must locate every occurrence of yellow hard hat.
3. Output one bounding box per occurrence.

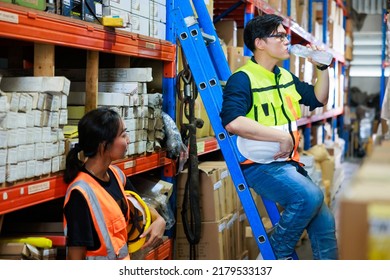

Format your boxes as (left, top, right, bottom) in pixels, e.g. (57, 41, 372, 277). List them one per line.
(125, 190, 151, 253)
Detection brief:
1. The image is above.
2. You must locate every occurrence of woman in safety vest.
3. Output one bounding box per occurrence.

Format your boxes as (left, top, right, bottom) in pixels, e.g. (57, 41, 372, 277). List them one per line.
(63, 107, 166, 260)
(220, 14, 338, 259)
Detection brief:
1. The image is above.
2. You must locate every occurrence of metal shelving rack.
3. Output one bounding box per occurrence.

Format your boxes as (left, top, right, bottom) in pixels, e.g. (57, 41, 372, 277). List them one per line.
(0, 2, 177, 215)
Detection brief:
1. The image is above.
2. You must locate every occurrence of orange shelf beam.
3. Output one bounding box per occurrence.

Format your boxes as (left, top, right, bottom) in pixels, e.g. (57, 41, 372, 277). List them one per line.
(114, 151, 171, 177)
(297, 107, 344, 126)
(0, 151, 172, 215)
(0, 3, 175, 61)
(197, 136, 220, 155)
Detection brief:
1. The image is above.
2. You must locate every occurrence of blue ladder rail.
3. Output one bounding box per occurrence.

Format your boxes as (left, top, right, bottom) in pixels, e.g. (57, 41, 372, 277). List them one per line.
(173, 0, 300, 260)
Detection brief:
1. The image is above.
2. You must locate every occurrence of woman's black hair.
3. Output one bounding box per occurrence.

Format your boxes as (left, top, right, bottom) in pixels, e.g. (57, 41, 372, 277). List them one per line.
(243, 14, 284, 52)
(63, 107, 122, 183)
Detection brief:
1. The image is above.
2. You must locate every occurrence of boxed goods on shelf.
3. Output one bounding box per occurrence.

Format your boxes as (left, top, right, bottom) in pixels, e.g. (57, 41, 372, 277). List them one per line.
(0, 76, 69, 184)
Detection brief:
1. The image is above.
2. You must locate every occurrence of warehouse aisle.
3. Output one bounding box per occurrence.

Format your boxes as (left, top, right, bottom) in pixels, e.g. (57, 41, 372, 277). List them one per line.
(295, 157, 363, 260)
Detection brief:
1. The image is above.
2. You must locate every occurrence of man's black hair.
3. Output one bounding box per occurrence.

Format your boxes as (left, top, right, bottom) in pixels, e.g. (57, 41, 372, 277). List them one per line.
(243, 14, 284, 52)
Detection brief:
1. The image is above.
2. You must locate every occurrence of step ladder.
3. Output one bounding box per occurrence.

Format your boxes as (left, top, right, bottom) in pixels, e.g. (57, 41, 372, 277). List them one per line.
(172, 1, 299, 260)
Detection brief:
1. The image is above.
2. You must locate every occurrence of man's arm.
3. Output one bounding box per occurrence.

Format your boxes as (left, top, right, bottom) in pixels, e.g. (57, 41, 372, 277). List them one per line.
(314, 67, 329, 105)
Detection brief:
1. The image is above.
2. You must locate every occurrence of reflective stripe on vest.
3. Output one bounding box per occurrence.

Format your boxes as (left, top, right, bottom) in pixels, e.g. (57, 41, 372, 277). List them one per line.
(234, 60, 302, 163)
(64, 166, 130, 260)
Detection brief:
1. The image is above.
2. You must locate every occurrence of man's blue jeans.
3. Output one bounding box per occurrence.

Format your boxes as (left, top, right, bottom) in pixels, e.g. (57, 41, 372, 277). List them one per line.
(241, 161, 338, 260)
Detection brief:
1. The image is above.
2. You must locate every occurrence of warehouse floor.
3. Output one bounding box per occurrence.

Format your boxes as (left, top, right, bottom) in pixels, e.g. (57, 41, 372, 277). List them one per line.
(295, 156, 363, 260)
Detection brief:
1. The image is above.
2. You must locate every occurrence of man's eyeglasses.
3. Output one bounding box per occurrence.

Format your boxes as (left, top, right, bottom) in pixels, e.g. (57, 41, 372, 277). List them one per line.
(266, 33, 289, 42)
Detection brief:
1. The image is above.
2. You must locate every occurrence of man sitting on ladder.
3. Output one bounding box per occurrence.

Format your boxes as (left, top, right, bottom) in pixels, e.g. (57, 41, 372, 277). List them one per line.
(220, 14, 338, 260)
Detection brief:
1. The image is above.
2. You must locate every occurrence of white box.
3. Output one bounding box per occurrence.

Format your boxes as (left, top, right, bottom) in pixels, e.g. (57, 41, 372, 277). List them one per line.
(26, 111, 35, 127)
(0, 95, 7, 112)
(131, 0, 149, 18)
(58, 141, 65, 155)
(0, 165, 5, 183)
(101, 68, 153, 82)
(124, 118, 137, 131)
(0, 77, 71, 96)
(43, 159, 51, 175)
(18, 128, 27, 146)
(59, 94, 67, 110)
(59, 109, 68, 125)
(129, 14, 149, 36)
(33, 127, 42, 144)
(17, 161, 27, 180)
(35, 160, 43, 177)
(0, 149, 6, 166)
(0, 112, 6, 130)
(70, 81, 139, 94)
(8, 92, 20, 112)
(36, 93, 45, 110)
(129, 94, 139, 106)
(29, 92, 40, 109)
(41, 127, 51, 143)
(150, 1, 166, 23)
(26, 144, 35, 161)
(0, 130, 7, 148)
(7, 129, 18, 147)
(26, 160, 36, 178)
(49, 111, 60, 128)
(5, 111, 18, 129)
(102, 0, 131, 13)
(43, 143, 52, 159)
(51, 156, 60, 173)
(19, 93, 33, 112)
(153, 0, 165, 5)
(40, 111, 49, 127)
(26, 128, 35, 144)
(7, 147, 17, 164)
(51, 142, 59, 157)
(149, 20, 166, 40)
(52, 128, 65, 141)
(16, 113, 27, 128)
(35, 143, 44, 160)
(33, 110, 42, 127)
(127, 142, 135, 155)
(59, 155, 66, 171)
(7, 164, 17, 182)
(18, 145, 28, 162)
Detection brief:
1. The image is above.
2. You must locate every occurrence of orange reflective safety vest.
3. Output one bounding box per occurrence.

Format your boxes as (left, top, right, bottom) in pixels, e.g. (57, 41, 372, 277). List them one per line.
(235, 59, 302, 164)
(64, 165, 130, 260)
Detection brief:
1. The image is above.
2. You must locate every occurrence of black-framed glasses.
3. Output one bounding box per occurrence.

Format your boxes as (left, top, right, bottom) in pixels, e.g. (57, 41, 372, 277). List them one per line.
(266, 33, 289, 42)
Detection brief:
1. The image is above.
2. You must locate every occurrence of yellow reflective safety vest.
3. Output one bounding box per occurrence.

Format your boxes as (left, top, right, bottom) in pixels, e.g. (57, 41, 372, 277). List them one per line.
(64, 165, 131, 260)
(235, 59, 302, 164)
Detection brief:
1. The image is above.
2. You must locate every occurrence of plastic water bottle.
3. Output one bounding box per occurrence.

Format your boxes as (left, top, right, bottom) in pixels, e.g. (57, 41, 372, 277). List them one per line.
(289, 44, 333, 66)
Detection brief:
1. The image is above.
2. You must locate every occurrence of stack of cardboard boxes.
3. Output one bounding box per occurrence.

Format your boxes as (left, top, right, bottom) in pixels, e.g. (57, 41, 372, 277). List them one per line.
(175, 161, 248, 260)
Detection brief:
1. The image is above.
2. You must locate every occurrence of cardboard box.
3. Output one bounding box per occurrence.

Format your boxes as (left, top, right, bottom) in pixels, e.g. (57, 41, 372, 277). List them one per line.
(198, 161, 237, 215)
(175, 218, 228, 260)
(177, 162, 227, 222)
(215, 20, 237, 47)
(227, 46, 248, 72)
(0, 242, 57, 260)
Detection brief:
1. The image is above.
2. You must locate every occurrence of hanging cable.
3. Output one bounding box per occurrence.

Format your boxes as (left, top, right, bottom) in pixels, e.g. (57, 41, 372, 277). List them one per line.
(176, 54, 204, 260)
